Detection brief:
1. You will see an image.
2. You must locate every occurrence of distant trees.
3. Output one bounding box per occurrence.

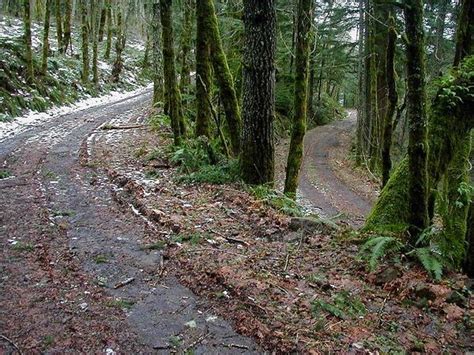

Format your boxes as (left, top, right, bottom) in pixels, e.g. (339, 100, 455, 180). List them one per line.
(80, 0, 89, 84)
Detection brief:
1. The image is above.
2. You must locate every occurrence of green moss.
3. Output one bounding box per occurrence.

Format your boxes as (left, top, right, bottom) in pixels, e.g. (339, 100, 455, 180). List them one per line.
(364, 158, 410, 232)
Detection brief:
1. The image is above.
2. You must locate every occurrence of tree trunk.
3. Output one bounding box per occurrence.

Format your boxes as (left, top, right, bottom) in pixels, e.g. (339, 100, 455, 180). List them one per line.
(63, 0, 72, 54)
(92, 0, 101, 84)
(104, 0, 112, 60)
(179, 0, 193, 94)
(160, 0, 185, 145)
(98, 4, 107, 42)
(23, 0, 34, 83)
(81, 0, 89, 84)
(405, 0, 429, 237)
(202, 0, 241, 155)
(41, 0, 51, 75)
(381, 17, 397, 187)
(55, 0, 63, 53)
(111, 10, 126, 83)
(240, 0, 277, 185)
(151, 3, 164, 105)
(195, 0, 212, 138)
(284, 0, 312, 196)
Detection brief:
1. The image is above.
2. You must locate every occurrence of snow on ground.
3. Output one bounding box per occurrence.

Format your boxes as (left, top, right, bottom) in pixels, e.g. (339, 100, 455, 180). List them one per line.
(0, 84, 153, 143)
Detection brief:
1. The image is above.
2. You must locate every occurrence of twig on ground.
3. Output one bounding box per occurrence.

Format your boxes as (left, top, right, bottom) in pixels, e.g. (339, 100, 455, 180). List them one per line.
(113, 277, 135, 289)
(221, 343, 249, 350)
(184, 248, 248, 257)
(183, 332, 210, 352)
(0, 334, 23, 355)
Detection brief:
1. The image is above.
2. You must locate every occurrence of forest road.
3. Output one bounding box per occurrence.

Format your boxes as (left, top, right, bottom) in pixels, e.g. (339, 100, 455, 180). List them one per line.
(298, 110, 374, 227)
(0, 89, 259, 353)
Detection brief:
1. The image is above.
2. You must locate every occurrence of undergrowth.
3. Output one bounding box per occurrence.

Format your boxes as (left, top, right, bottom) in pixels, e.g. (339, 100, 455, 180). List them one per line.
(359, 226, 448, 280)
(249, 185, 304, 217)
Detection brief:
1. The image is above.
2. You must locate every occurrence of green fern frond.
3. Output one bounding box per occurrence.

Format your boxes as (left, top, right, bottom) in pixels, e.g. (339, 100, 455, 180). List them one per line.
(360, 236, 404, 271)
(415, 246, 444, 280)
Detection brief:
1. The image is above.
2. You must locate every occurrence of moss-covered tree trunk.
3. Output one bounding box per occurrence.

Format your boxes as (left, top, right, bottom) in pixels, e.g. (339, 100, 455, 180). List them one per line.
(381, 17, 397, 187)
(111, 11, 125, 83)
(151, 3, 164, 105)
(179, 0, 193, 94)
(284, 0, 312, 196)
(41, 0, 51, 75)
(195, 0, 212, 138)
(80, 0, 89, 84)
(202, 0, 241, 155)
(23, 0, 34, 84)
(98, 4, 107, 42)
(160, 0, 185, 145)
(365, 1, 473, 246)
(92, 0, 100, 85)
(104, 0, 112, 60)
(240, 0, 276, 185)
(63, 0, 72, 54)
(405, 0, 429, 237)
(55, 0, 63, 53)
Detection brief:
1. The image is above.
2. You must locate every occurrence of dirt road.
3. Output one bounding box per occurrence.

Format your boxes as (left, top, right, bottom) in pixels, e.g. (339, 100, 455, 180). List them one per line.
(0, 90, 258, 353)
(297, 111, 374, 226)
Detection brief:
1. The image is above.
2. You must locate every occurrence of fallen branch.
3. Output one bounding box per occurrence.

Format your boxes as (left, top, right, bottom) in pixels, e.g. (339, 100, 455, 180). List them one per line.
(101, 124, 146, 130)
(220, 343, 249, 350)
(0, 334, 23, 355)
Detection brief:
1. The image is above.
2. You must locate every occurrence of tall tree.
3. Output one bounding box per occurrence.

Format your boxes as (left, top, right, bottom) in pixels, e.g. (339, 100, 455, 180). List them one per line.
(92, 0, 101, 84)
(111, 10, 126, 82)
(381, 16, 397, 187)
(179, 0, 193, 93)
(201, 0, 241, 155)
(80, 0, 89, 84)
(23, 0, 34, 83)
(41, 0, 52, 74)
(405, 0, 429, 237)
(152, 2, 164, 105)
(55, 0, 63, 53)
(195, 0, 212, 138)
(62, 0, 72, 54)
(160, 0, 186, 144)
(240, 0, 277, 185)
(104, 0, 112, 60)
(284, 0, 313, 195)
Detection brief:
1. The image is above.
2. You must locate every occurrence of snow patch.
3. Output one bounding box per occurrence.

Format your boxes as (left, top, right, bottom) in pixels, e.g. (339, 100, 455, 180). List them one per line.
(0, 84, 152, 142)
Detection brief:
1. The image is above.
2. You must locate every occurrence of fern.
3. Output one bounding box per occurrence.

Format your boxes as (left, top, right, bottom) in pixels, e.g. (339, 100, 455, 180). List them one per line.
(414, 246, 444, 280)
(360, 236, 404, 271)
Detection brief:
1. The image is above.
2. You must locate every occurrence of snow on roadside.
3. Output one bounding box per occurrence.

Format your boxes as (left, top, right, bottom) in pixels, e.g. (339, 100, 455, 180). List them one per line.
(0, 83, 153, 143)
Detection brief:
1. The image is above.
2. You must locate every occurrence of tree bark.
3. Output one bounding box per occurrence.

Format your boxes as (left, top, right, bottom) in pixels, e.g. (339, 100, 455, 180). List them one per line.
(405, 0, 429, 237)
(98, 4, 107, 42)
(160, 0, 186, 145)
(23, 0, 34, 83)
(284, 0, 312, 196)
(92, 0, 101, 84)
(41, 0, 51, 75)
(381, 17, 397, 187)
(240, 0, 277, 185)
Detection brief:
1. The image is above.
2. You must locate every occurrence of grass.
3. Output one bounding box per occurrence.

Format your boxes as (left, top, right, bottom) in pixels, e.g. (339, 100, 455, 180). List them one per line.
(0, 170, 11, 179)
(106, 298, 135, 310)
(312, 291, 366, 320)
(93, 255, 109, 264)
(11, 242, 35, 252)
